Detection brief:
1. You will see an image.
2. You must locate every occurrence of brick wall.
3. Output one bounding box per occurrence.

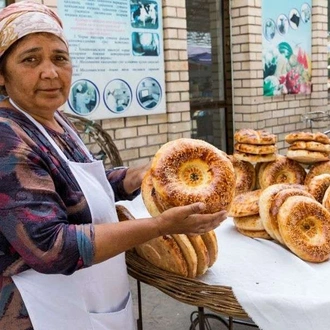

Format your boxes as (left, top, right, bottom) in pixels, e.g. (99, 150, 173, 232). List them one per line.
(230, 0, 330, 153)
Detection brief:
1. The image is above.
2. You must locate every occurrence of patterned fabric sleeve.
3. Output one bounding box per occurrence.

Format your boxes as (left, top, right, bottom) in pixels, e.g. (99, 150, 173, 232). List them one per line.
(0, 117, 94, 276)
(106, 168, 141, 201)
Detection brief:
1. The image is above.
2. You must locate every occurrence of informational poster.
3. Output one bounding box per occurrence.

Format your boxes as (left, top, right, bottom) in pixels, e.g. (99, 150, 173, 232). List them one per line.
(262, 1, 312, 96)
(58, 0, 166, 119)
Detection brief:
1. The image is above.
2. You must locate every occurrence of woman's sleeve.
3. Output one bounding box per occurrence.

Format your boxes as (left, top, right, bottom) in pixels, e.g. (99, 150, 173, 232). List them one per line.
(106, 168, 140, 201)
(0, 120, 94, 276)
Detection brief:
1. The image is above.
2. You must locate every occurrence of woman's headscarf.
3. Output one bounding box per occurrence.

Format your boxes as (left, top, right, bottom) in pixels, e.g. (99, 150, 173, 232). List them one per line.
(0, 1, 68, 58)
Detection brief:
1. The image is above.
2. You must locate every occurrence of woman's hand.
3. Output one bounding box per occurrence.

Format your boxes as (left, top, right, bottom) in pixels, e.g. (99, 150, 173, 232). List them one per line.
(93, 202, 227, 264)
(122, 162, 151, 194)
(154, 203, 228, 237)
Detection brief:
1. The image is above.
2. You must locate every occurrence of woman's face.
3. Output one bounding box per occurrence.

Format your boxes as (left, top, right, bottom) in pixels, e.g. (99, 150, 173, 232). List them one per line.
(0, 33, 72, 115)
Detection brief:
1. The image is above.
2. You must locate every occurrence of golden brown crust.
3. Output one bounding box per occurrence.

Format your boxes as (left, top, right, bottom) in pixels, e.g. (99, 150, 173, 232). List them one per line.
(258, 155, 306, 190)
(171, 234, 198, 278)
(228, 189, 262, 217)
(115, 205, 191, 271)
(200, 230, 218, 267)
(269, 188, 314, 244)
(233, 214, 265, 231)
(233, 151, 277, 163)
(322, 186, 330, 211)
(289, 141, 330, 153)
(227, 155, 256, 195)
(307, 174, 330, 203)
(285, 131, 330, 144)
(116, 204, 135, 221)
(278, 196, 330, 263)
(135, 235, 189, 276)
(141, 170, 162, 216)
(305, 160, 330, 186)
(187, 235, 209, 276)
(234, 129, 277, 145)
(151, 138, 236, 213)
(234, 143, 277, 155)
(286, 149, 329, 164)
(259, 183, 307, 241)
(236, 227, 272, 239)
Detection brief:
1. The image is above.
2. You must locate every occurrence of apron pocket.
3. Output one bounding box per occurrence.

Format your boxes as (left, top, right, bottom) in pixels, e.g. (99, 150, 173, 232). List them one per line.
(89, 292, 136, 330)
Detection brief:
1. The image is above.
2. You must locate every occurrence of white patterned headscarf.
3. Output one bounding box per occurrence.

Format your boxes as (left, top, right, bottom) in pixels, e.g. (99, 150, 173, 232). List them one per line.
(0, 1, 68, 58)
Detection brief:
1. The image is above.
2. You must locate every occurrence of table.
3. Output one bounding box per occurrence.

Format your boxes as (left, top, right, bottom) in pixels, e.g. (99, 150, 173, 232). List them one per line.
(120, 196, 330, 330)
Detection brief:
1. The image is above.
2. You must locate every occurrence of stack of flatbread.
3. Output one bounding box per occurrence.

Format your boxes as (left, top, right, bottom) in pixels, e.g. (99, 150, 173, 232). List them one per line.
(233, 128, 277, 163)
(228, 189, 271, 239)
(285, 132, 330, 164)
(116, 203, 217, 278)
(258, 184, 330, 263)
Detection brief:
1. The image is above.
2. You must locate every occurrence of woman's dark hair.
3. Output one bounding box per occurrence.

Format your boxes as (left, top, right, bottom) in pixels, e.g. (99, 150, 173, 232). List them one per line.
(0, 38, 23, 96)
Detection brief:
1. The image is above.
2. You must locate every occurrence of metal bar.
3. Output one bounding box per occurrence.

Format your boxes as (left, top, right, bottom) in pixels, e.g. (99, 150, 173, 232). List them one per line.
(232, 318, 259, 328)
(136, 280, 143, 330)
(198, 307, 206, 330)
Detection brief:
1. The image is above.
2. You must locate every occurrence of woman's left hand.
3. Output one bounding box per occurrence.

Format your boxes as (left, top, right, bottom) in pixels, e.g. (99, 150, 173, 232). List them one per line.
(122, 161, 151, 194)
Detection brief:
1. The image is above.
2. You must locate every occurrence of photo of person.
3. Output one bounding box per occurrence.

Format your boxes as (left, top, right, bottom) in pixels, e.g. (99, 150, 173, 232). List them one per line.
(301, 3, 311, 23)
(130, 1, 158, 29)
(137, 77, 161, 110)
(263, 19, 276, 41)
(104, 79, 132, 113)
(132, 32, 160, 56)
(276, 14, 289, 35)
(69, 80, 98, 115)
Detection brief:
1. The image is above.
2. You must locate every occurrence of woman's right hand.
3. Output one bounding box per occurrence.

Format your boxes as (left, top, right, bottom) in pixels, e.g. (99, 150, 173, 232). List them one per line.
(154, 203, 228, 237)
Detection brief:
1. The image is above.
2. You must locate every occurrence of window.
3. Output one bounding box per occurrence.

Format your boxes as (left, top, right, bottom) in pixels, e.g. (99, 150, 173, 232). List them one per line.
(186, 0, 230, 151)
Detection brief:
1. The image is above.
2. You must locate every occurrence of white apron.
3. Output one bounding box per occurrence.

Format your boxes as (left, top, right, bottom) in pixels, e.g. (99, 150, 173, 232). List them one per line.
(11, 102, 136, 330)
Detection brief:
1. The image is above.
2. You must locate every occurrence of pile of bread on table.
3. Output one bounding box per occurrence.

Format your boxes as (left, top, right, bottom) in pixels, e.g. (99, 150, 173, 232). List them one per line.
(116, 129, 330, 279)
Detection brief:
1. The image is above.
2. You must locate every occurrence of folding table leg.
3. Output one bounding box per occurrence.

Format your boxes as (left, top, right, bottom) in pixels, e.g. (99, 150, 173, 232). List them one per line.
(136, 280, 143, 330)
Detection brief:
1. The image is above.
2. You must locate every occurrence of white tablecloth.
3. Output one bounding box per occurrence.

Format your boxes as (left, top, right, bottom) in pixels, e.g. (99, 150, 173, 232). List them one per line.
(118, 195, 330, 330)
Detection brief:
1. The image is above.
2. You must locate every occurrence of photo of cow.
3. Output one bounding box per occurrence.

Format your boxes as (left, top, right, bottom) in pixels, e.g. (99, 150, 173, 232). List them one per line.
(130, 1, 159, 29)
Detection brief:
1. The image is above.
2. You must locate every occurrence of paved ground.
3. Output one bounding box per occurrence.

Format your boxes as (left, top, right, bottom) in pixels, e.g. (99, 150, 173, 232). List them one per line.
(129, 276, 259, 330)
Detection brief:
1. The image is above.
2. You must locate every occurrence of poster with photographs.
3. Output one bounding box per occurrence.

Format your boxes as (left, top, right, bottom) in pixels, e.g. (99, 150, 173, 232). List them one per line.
(58, 0, 165, 119)
(262, 1, 312, 96)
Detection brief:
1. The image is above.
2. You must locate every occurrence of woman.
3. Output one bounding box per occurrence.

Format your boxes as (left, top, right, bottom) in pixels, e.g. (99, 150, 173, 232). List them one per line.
(0, 2, 227, 330)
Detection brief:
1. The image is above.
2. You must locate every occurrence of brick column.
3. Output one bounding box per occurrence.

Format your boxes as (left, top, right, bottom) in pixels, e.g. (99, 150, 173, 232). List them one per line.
(163, 0, 191, 141)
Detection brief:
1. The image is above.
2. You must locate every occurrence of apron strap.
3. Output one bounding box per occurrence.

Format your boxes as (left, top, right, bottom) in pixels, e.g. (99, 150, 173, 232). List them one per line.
(9, 98, 94, 162)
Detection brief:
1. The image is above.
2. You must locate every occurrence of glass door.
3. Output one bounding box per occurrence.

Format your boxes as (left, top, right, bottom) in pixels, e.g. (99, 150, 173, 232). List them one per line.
(187, 0, 231, 152)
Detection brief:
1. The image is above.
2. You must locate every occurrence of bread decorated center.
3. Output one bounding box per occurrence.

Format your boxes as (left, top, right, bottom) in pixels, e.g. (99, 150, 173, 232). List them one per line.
(150, 138, 236, 213)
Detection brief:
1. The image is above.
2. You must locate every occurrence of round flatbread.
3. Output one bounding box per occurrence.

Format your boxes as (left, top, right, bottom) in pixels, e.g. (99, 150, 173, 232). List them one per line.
(233, 214, 265, 231)
(278, 196, 330, 263)
(234, 143, 277, 155)
(289, 141, 330, 153)
(233, 151, 277, 163)
(172, 234, 198, 278)
(135, 235, 189, 277)
(285, 131, 330, 144)
(286, 149, 329, 164)
(187, 235, 209, 276)
(236, 227, 272, 239)
(234, 129, 277, 145)
(229, 189, 262, 217)
(200, 230, 218, 267)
